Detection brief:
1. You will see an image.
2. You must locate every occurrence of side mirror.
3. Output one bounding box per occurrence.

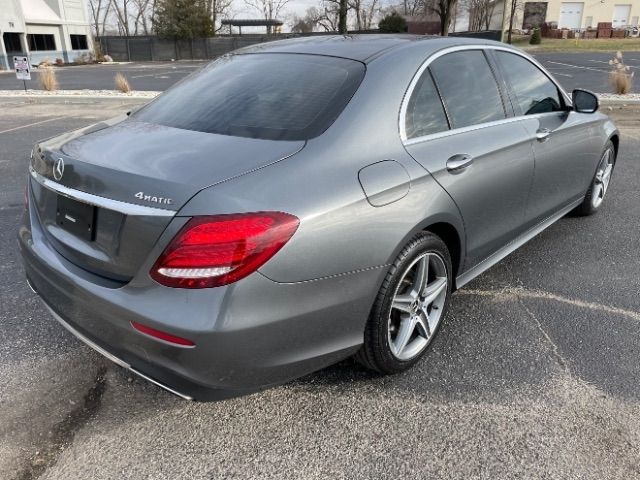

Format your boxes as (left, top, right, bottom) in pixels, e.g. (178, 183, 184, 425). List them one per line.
(572, 89, 599, 114)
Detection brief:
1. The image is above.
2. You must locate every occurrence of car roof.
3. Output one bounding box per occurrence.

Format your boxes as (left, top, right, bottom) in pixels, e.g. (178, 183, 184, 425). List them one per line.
(235, 34, 508, 63)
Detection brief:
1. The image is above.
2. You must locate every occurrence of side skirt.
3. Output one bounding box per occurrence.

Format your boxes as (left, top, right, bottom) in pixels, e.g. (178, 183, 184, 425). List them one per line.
(455, 198, 583, 289)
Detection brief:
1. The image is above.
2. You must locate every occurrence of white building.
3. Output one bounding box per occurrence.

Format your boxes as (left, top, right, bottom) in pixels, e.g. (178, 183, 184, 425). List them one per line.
(0, 0, 93, 70)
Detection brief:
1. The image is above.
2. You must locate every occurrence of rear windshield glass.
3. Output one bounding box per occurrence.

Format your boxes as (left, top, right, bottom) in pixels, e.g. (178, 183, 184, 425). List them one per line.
(133, 53, 365, 141)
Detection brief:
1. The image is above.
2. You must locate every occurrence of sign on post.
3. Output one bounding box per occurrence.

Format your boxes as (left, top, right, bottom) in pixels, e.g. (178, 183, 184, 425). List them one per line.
(13, 56, 30, 92)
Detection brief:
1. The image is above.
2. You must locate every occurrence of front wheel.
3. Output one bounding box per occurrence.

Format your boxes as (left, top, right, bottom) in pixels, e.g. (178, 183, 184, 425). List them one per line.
(356, 232, 452, 374)
(573, 140, 616, 216)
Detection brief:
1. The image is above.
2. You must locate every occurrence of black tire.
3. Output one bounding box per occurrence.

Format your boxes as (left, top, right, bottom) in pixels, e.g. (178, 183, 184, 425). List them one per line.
(355, 232, 453, 374)
(573, 140, 616, 217)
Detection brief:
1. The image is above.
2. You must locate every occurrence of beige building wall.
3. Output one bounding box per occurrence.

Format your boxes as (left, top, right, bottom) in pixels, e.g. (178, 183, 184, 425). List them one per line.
(503, 0, 640, 32)
(0, 0, 92, 69)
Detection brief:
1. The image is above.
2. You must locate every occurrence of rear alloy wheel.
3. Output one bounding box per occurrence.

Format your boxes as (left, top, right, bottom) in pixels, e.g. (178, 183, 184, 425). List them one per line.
(356, 233, 452, 374)
(574, 140, 616, 216)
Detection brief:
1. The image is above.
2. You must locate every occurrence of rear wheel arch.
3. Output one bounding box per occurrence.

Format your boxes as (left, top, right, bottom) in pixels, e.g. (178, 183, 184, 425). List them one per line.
(422, 222, 462, 285)
(610, 134, 619, 158)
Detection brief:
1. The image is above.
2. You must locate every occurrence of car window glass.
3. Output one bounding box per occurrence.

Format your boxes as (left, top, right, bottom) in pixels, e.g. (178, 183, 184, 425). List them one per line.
(405, 71, 449, 139)
(429, 51, 505, 129)
(133, 54, 365, 141)
(495, 51, 563, 115)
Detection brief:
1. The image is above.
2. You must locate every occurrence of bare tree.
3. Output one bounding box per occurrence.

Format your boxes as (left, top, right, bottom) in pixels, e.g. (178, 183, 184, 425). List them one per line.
(348, 0, 380, 30)
(360, 0, 380, 29)
(206, 0, 234, 34)
(425, 0, 458, 35)
(244, 0, 291, 33)
(88, 0, 113, 36)
(338, 0, 348, 32)
(308, 1, 340, 31)
(402, 0, 424, 16)
(506, 0, 522, 43)
(131, 0, 153, 34)
(111, 0, 133, 35)
(466, 0, 495, 31)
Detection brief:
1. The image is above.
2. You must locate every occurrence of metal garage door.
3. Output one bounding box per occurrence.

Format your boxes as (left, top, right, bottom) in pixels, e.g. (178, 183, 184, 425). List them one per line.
(613, 4, 631, 28)
(558, 2, 584, 29)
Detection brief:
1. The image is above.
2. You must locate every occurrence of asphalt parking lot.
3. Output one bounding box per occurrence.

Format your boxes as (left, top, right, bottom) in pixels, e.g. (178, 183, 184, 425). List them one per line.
(0, 51, 638, 93)
(1, 99, 639, 479)
(0, 61, 205, 91)
(535, 51, 640, 92)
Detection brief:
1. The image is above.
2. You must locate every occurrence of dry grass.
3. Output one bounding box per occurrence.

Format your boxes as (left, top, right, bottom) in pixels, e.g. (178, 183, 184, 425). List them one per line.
(39, 67, 58, 91)
(114, 73, 131, 93)
(512, 36, 640, 52)
(610, 51, 634, 94)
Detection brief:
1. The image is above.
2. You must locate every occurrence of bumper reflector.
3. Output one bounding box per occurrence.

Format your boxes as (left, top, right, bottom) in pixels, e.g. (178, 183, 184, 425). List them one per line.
(130, 321, 195, 347)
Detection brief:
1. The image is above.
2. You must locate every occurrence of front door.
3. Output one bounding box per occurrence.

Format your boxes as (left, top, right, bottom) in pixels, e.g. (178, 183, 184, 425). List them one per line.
(493, 50, 599, 225)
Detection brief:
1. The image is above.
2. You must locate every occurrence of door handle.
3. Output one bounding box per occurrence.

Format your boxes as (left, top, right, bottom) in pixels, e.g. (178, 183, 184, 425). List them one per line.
(446, 154, 474, 172)
(536, 128, 551, 142)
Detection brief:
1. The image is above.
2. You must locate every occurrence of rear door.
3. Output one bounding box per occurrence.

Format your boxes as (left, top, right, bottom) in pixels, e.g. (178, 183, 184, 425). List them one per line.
(402, 49, 535, 269)
(492, 50, 599, 225)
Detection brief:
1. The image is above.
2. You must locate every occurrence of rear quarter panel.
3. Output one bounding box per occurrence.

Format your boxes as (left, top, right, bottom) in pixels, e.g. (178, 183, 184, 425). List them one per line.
(178, 53, 466, 284)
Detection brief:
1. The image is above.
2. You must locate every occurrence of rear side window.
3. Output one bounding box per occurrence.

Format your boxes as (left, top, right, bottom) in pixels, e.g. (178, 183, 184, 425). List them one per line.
(430, 50, 506, 129)
(405, 71, 449, 139)
(133, 54, 365, 141)
(494, 51, 563, 115)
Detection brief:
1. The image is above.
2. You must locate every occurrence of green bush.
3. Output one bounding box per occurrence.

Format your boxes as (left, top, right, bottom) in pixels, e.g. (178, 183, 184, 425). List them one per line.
(529, 28, 542, 45)
(379, 12, 408, 33)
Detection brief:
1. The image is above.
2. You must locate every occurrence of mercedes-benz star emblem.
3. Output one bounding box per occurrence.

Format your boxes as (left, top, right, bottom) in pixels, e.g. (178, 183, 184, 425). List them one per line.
(53, 158, 64, 181)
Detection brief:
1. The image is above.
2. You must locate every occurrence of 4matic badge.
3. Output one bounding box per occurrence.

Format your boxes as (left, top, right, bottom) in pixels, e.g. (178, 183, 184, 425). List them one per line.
(134, 191, 173, 206)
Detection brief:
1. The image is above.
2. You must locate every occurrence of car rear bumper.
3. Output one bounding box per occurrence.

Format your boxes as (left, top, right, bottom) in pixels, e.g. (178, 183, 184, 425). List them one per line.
(19, 203, 382, 400)
(27, 283, 195, 400)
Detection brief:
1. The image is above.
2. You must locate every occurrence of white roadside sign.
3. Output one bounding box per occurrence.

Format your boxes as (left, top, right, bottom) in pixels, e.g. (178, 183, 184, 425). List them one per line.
(14, 56, 31, 80)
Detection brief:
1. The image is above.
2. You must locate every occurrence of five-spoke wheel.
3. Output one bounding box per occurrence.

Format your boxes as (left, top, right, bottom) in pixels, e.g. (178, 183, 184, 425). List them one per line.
(574, 140, 616, 216)
(591, 146, 615, 209)
(356, 232, 452, 373)
(388, 252, 448, 361)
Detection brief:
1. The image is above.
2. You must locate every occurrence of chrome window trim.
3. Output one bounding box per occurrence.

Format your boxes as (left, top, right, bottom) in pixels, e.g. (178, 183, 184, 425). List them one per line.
(29, 166, 177, 217)
(403, 111, 561, 147)
(399, 44, 572, 145)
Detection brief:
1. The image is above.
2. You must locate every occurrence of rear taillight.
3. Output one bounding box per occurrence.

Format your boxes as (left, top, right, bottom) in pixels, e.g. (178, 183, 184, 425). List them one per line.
(150, 212, 299, 288)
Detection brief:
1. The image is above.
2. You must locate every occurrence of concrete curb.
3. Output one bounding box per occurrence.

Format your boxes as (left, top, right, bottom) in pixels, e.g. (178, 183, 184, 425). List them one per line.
(0, 95, 153, 105)
(599, 98, 640, 105)
(0, 93, 638, 107)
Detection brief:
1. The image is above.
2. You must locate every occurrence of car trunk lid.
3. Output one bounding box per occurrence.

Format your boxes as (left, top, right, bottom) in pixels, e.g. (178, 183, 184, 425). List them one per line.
(30, 119, 305, 281)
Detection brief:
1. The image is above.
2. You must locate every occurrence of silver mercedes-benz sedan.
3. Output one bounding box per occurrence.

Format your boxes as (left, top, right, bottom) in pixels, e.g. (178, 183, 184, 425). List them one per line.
(20, 35, 618, 400)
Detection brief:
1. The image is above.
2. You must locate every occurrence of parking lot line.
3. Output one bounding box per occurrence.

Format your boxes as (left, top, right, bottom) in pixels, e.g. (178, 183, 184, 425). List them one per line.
(548, 71, 573, 77)
(546, 61, 610, 74)
(0, 116, 66, 135)
(589, 59, 640, 69)
(131, 70, 193, 79)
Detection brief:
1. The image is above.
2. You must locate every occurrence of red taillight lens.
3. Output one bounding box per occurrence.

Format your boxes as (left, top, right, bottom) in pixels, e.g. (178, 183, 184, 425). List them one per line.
(150, 212, 299, 288)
